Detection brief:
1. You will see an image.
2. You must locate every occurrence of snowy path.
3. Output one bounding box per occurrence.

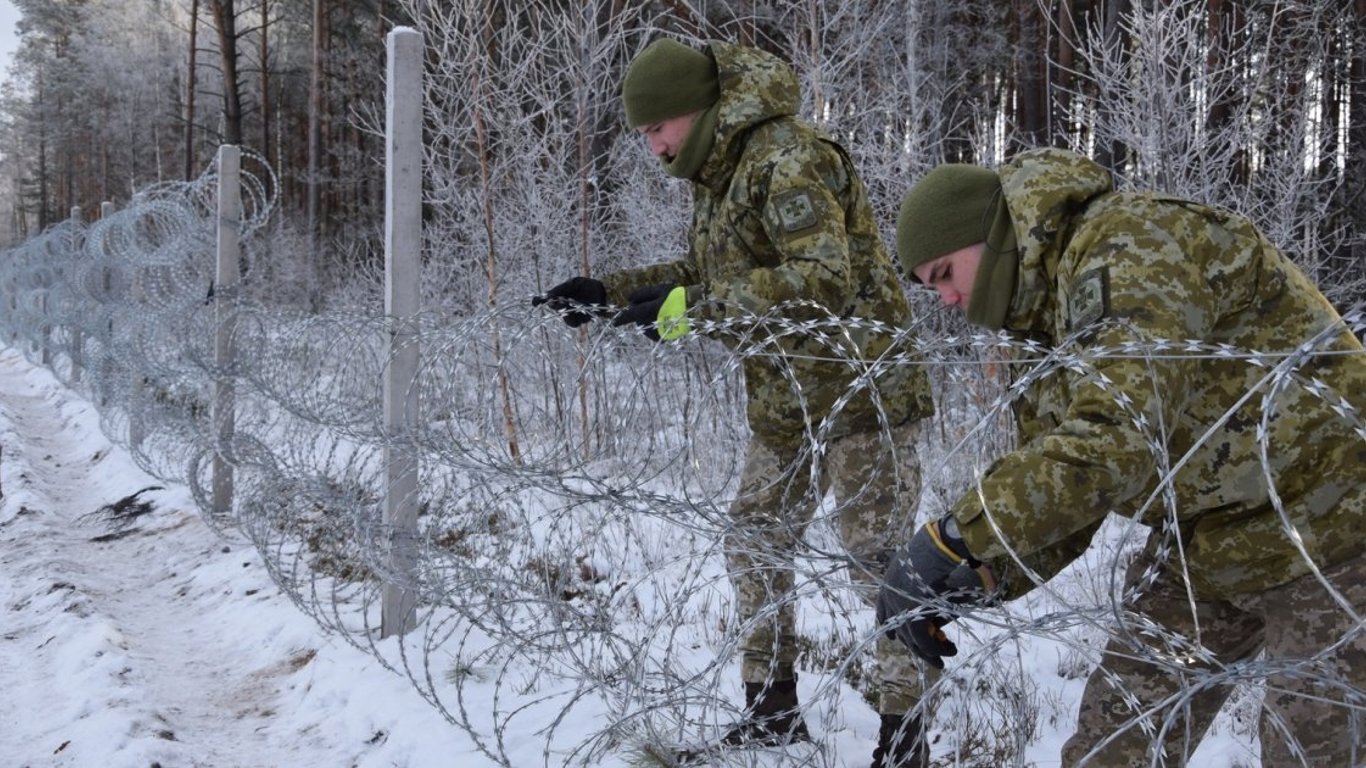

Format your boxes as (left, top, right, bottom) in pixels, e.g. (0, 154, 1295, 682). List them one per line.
(0, 349, 482, 768)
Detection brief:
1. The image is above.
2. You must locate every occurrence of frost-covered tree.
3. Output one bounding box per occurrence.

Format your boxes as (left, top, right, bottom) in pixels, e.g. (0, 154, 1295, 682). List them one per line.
(0, 0, 1359, 294)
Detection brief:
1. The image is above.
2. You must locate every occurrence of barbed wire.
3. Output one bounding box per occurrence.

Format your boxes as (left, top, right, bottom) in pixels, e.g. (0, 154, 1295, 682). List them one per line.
(2, 161, 1365, 766)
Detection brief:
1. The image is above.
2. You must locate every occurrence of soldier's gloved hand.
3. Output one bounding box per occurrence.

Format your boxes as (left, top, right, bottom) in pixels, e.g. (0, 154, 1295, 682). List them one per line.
(876, 515, 999, 669)
(532, 277, 607, 327)
(611, 283, 691, 341)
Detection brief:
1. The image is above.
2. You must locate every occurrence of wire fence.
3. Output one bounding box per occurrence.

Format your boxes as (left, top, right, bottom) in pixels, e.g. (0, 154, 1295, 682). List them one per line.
(2, 150, 1366, 767)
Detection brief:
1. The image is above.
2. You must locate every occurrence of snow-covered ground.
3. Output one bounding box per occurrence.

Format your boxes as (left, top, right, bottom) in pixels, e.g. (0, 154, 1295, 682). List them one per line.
(0, 343, 1265, 767)
(0, 347, 488, 767)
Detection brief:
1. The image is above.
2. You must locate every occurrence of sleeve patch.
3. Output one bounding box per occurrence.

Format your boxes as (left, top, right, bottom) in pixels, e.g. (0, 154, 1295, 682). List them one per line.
(772, 189, 818, 233)
(1068, 266, 1110, 330)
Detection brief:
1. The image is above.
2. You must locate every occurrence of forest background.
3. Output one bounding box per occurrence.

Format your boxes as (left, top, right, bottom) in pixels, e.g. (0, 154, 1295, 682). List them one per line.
(0, 0, 1361, 314)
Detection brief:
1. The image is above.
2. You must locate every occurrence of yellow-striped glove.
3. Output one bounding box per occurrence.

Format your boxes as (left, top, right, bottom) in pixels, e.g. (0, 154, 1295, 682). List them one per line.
(876, 516, 999, 668)
(611, 283, 691, 341)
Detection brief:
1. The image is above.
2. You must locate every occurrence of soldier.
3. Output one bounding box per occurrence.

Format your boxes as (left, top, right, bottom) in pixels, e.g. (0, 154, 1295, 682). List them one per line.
(535, 39, 936, 766)
(878, 147, 1366, 766)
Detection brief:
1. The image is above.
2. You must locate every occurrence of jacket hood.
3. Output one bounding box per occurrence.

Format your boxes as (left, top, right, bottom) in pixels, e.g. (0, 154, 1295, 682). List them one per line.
(998, 148, 1114, 334)
(695, 43, 800, 190)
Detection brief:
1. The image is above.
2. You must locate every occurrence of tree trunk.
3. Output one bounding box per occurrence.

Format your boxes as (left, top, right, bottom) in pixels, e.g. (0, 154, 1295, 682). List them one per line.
(185, 0, 199, 180)
(209, 0, 243, 147)
(1344, 0, 1366, 305)
(1094, 0, 1133, 174)
(1203, 0, 1248, 185)
(472, 67, 522, 465)
(1053, 0, 1077, 146)
(1012, 0, 1048, 153)
(307, 0, 324, 253)
(37, 72, 50, 230)
(260, 0, 271, 166)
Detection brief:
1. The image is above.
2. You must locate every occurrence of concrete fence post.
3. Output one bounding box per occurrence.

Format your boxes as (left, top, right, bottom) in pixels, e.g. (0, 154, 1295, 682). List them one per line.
(213, 145, 241, 518)
(97, 202, 115, 407)
(68, 206, 83, 384)
(128, 212, 148, 449)
(381, 27, 423, 639)
(4, 279, 13, 343)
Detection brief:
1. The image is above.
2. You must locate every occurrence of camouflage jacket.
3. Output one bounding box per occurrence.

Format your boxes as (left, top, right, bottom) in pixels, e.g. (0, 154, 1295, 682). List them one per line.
(954, 148, 1366, 598)
(604, 43, 932, 448)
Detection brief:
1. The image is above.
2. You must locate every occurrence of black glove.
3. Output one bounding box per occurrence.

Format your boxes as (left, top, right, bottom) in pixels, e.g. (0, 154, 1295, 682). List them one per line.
(876, 516, 998, 669)
(532, 276, 607, 327)
(610, 283, 679, 342)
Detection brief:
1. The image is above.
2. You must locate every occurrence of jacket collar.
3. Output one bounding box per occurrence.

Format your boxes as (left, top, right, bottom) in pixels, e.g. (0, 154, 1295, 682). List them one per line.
(997, 148, 1114, 336)
(693, 43, 801, 192)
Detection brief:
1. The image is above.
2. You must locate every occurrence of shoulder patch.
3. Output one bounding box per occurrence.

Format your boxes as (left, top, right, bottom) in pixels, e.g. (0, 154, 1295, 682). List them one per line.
(771, 189, 818, 233)
(1068, 266, 1110, 330)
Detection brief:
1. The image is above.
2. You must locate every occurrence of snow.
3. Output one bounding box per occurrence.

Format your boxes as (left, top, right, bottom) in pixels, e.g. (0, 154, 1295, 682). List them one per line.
(0, 344, 1264, 767)
(0, 348, 484, 767)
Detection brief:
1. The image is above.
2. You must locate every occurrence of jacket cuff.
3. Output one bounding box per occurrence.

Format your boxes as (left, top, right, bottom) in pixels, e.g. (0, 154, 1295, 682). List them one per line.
(952, 499, 1007, 562)
(685, 284, 725, 322)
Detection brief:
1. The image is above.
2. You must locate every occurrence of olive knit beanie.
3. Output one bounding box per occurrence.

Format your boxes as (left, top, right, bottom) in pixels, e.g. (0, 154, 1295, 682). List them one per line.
(896, 163, 1020, 330)
(895, 164, 1001, 278)
(622, 39, 720, 128)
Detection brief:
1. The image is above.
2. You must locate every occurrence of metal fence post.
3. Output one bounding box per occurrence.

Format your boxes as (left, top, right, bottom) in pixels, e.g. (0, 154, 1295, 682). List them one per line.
(213, 145, 241, 518)
(381, 27, 423, 638)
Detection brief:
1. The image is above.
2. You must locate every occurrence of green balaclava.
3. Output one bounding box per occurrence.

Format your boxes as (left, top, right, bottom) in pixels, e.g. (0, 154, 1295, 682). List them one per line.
(896, 164, 1019, 330)
(621, 39, 721, 180)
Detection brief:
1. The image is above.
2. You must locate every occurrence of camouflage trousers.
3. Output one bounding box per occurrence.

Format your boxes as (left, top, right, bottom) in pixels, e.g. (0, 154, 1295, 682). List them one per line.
(725, 419, 935, 715)
(1062, 549, 1366, 767)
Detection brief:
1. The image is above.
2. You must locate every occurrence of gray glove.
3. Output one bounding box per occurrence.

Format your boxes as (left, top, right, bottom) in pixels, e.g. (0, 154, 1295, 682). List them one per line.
(876, 515, 999, 668)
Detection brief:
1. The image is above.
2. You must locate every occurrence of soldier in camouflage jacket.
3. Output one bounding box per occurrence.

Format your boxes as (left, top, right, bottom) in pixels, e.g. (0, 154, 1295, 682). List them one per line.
(604, 42, 932, 448)
(536, 39, 936, 765)
(880, 147, 1366, 766)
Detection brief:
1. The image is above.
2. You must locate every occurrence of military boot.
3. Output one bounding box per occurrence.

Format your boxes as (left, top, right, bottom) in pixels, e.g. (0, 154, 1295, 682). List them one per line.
(674, 676, 812, 763)
(718, 676, 811, 747)
(871, 712, 928, 767)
